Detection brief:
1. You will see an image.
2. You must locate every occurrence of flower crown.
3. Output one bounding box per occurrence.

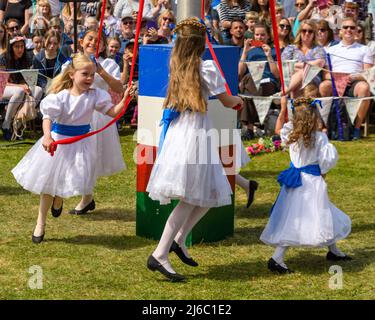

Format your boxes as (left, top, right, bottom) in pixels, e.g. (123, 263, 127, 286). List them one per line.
(291, 98, 322, 112)
(9, 36, 26, 44)
(173, 18, 207, 34)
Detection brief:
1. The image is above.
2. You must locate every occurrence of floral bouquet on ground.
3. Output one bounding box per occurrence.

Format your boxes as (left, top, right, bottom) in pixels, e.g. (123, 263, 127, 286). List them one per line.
(246, 136, 284, 157)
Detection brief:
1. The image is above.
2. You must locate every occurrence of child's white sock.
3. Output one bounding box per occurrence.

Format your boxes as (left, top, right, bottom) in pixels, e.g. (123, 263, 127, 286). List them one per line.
(272, 246, 289, 267)
(34, 194, 53, 236)
(152, 201, 195, 274)
(235, 174, 249, 194)
(174, 206, 210, 258)
(328, 243, 346, 257)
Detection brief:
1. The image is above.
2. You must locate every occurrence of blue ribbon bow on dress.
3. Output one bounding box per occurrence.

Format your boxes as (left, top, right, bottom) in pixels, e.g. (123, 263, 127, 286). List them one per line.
(158, 108, 180, 154)
(277, 162, 321, 188)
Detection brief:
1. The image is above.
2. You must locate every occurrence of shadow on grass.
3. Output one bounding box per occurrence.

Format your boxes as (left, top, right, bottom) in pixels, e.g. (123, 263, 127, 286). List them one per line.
(0, 186, 28, 195)
(76, 208, 135, 222)
(238, 169, 281, 179)
(351, 223, 375, 234)
(235, 202, 273, 219)
(49, 234, 150, 251)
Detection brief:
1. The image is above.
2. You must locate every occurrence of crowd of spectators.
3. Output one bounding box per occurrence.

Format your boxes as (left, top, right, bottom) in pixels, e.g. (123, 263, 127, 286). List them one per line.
(0, 0, 373, 141)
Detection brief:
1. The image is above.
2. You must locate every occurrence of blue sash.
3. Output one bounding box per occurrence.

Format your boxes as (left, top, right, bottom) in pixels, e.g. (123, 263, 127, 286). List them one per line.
(158, 108, 180, 154)
(277, 162, 321, 188)
(52, 123, 91, 136)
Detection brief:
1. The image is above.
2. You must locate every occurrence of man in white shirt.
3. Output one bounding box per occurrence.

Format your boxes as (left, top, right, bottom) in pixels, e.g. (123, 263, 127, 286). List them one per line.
(319, 17, 373, 140)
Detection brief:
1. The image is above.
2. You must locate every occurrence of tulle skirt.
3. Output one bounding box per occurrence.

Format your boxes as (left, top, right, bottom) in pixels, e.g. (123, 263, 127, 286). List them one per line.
(260, 174, 351, 247)
(12, 132, 97, 197)
(91, 110, 125, 177)
(146, 111, 233, 207)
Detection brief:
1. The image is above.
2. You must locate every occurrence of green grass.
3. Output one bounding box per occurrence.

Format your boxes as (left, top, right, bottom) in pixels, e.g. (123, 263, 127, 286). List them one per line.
(0, 129, 374, 300)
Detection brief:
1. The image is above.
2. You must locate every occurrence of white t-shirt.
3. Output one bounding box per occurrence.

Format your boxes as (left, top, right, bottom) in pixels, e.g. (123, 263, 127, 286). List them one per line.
(327, 41, 374, 73)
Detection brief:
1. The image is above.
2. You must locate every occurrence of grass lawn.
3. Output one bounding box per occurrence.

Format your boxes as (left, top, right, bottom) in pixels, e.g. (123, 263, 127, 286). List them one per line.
(0, 128, 374, 300)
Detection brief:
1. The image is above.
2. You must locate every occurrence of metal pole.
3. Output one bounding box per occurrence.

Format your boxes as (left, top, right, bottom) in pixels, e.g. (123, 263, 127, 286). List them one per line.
(177, 0, 202, 22)
(73, 0, 78, 53)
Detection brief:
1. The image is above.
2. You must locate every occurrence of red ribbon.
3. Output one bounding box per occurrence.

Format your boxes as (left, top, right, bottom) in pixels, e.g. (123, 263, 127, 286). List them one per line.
(49, 0, 145, 156)
(95, 0, 107, 59)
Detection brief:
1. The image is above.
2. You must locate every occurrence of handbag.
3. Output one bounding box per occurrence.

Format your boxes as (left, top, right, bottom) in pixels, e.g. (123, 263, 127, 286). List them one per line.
(12, 93, 37, 140)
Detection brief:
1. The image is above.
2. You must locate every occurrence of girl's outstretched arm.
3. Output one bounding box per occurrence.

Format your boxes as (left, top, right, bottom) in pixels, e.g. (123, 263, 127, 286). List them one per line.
(42, 119, 54, 153)
(275, 96, 288, 135)
(106, 87, 132, 118)
(217, 92, 244, 110)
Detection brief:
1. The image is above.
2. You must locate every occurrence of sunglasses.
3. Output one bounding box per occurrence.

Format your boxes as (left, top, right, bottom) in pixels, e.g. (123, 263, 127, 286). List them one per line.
(318, 28, 327, 32)
(295, 3, 305, 7)
(279, 24, 291, 30)
(162, 17, 173, 22)
(301, 29, 314, 34)
(122, 20, 133, 25)
(342, 25, 356, 30)
(9, 26, 19, 31)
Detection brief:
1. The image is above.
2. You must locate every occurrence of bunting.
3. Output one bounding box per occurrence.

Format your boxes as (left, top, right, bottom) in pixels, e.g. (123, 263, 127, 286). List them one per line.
(21, 70, 38, 94)
(302, 64, 321, 89)
(344, 98, 362, 124)
(246, 61, 266, 91)
(253, 97, 273, 125)
(332, 72, 350, 97)
(282, 60, 297, 89)
(361, 66, 375, 95)
(319, 98, 333, 126)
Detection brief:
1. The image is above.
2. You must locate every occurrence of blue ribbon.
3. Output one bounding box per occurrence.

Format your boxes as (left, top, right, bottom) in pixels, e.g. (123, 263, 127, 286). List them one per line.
(199, 18, 214, 44)
(277, 162, 321, 188)
(158, 108, 180, 154)
(52, 123, 91, 136)
(290, 99, 323, 113)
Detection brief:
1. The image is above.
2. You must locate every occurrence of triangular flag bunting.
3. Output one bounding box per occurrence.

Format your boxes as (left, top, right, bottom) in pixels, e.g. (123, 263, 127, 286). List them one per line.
(108, 88, 123, 105)
(253, 97, 272, 125)
(343, 98, 362, 125)
(319, 98, 333, 126)
(0, 73, 10, 98)
(282, 60, 297, 89)
(302, 64, 321, 89)
(361, 66, 375, 95)
(246, 61, 266, 91)
(332, 72, 350, 97)
(21, 69, 38, 94)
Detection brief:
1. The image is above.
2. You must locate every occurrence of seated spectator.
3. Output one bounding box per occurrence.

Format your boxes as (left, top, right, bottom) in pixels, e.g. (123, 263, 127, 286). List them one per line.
(107, 35, 123, 69)
(98, 1, 120, 37)
(30, 0, 51, 33)
(217, 0, 252, 42)
(238, 22, 280, 138)
(278, 17, 294, 51)
(49, 17, 73, 57)
(0, 33, 43, 140)
(355, 22, 366, 45)
(319, 17, 373, 140)
(275, 2, 284, 23)
(204, 0, 221, 43)
(244, 11, 259, 40)
(31, 29, 44, 59)
(251, 0, 271, 25)
(224, 18, 246, 48)
(343, 1, 359, 21)
(6, 18, 21, 39)
(32, 30, 66, 90)
(150, 0, 173, 22)
(61, 2, 83, 35)
(282, 20, 326, 98)
(0, 0, 32, 35)
(0, 23, 6, 55)
(156, 9, 175, 43)
(114, 0, 154, 21)
(119, 14, 135, 54)
(316, 19, 339, 49)
(292, 0, 314, 37)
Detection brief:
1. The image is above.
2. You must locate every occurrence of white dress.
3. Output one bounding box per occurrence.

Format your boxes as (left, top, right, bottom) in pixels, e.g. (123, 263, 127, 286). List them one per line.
(146, 60, 234, 208)
(91, 57, 126, 177)
(260, 122, 351, 247)
(11, 89, 113, 198)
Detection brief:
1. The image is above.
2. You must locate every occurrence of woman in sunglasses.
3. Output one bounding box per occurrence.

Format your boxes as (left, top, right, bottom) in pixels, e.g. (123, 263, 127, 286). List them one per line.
(0, 0, 32, 35)
(316, 19, 338, 49)
(278, 17, 294, 52)
(282, 20, 326, 98)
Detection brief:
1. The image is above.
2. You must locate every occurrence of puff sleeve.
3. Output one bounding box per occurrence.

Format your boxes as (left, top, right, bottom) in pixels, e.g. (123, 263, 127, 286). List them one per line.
(201, 60, 227, 97)
(93, 88, 114, 114)
(317, 132, 338, 174)
(40, 94, 62, 122)
(280, 121, 294, 144)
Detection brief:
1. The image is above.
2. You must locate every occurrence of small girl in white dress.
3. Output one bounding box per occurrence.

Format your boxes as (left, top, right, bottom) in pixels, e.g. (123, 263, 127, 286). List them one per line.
(146, 18, 244, 282)
(12, 53, 130, 244)
(260, 97, 352, 274)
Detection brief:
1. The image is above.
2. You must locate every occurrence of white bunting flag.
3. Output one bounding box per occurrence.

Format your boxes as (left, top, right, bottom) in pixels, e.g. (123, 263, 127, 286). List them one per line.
(253, 97, 272, 125)
(282, 60, 297, 89)
(21, 69, 38, 94)
(361, 66, 375, 95)
(246, 61, 266, 91)
(302, 64, 321, 89)
(344, 98, 362, 125)
(319, 97, 333, 126)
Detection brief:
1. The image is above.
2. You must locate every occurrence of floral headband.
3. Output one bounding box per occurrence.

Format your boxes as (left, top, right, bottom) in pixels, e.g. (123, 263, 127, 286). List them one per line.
(173, 18, 207, 34)
(290, 98, 323, 112)
(9, 36, 26, 44)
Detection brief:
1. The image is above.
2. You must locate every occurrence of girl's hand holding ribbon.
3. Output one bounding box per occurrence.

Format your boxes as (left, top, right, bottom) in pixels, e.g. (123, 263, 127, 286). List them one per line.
(42, 135, 55, 154)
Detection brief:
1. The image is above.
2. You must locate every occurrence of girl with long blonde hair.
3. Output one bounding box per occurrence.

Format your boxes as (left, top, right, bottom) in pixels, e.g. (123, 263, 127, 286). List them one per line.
(146, 17, 244, 282)
(260, 96, 352, 274)
(12, 53, 130, 244)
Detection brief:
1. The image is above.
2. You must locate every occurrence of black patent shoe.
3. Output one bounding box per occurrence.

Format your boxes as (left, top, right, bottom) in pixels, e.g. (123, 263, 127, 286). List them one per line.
(326, 251, 353, 261)
(69, 199, 95, 215)
(268, 258, 294, 274)
(32, 233, 45, 244)
(169, 241, 198, 267)
(246, 180, 259, 208)
(147, 255, 186, 282)
(51, 198, 63, 218)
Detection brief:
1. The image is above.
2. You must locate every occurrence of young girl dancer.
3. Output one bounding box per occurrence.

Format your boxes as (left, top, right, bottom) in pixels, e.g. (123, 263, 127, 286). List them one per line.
(12, 53, 130, 243)
(68, 29, 125, 215)
(260, 96, 352, 274)
(146, 18, 244, 282)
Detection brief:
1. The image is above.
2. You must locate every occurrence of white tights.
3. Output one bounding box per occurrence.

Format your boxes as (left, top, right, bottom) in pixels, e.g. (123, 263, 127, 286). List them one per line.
(152, 201, 209, 274)
(33, 194, 63, 237)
